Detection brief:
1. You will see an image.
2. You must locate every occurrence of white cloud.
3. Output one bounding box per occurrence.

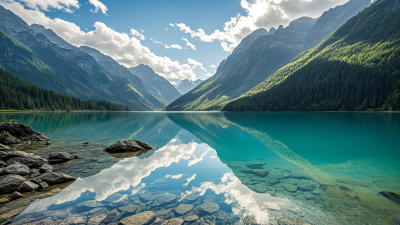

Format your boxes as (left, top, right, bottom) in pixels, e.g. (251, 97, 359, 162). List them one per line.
(0, 1, 196, 82)
(210, 65, 216, 68)
(175, 0, 348, 52)
(183, 174, 196, 187)
(169, 23, 175, 27)
(170, 44, 183, 49)
(89, 0, 107, 14)
(182, 38, 196, 50)
(188, 149, 209, 166)
(165, 28, 168, 30)
(171, 174, 183, 179)
(188, 58, 207, 72)
(164, 44, 171, 49)
(150, 38, 162, 44)
(131, 28, 144, 40)
(15, 0, 79, 13)
(205, 73, 213, 77)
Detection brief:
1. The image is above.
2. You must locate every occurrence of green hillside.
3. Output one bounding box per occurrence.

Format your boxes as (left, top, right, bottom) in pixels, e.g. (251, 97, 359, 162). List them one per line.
(223, 0, 400, 111)
(0, 68, 130, 111)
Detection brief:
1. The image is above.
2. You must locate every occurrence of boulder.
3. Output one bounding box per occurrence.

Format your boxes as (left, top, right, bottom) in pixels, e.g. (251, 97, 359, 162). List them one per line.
(4, 162, 30, 175)
(161, 218, 184, 225)
(40, 164, 53, 173)
(0, 160, 7, 167)
(297, 181, 317, 192)
(241, 169, 269, 177)
(59, 215, 87, 225)
(30, 178, 42, 184)
(183, 214, 199, 222)
(38, 182, 49, 190)
(380, 190, 400, 203)
(185, 193, 199, 202)
(48, 152, 71, 161)
(118, 204, 138, 213)
(119, 211, 156, 225)
(175, 204, 193, 215)
(39, 172, 76, 184)
(0, 151, 31, 161)
(0, 174, 26, 193)
(0, 122, 51, 148)
(105, 140, 155, 153)
(152, 193, 177, 207)
(9, 191, 22, 199)
(139, 193, 155, 202)
(136, 203, 146, 213)
(17, 181, 39, 192)
(76, 200, 104, 209)
(282, 183, 297, 192)
(0, 143, 11, 151)
(198, 202, 220, 214)
(6, 156, 47, 168)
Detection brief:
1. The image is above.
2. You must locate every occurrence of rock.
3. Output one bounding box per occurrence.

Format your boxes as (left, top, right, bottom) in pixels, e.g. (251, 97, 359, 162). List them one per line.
(136, 203, 146, 213)
(29, 169, 39, 174)
(105, 140, 155, 153)
(161, 218, 184, 225)
(266, 173, 282, 184)
(9, 191, 22, 199)
(185, 193, 199, 202)
(4, 162, 30, 175)
(0, 143, 11, 151)
(175, 204, 193, 215)
(101, 211, 118, 223)
(76, 200, 104, 208)
(154, 209, 175, 220)
(40, 164, 53, 173)
(379, 190, 400, 203)
(0, 122, 51, 148)
(24, 217, 55, 225)
(253, 183, 267, 193)
(152, 193, 177, 207)
(289, 173, 312, 180)
(48, 159, 65, 164)
(0, 151, 30, 161)
(17, 181, 39, 192)
(325, 187, 351, 199)
(0, 168, 5, 175)
(91, 158, 98, 161)
(87, 214, 107, 225)
(0, 174, 26, 193)
(38, 182, 49, 190)
(198, 202, 220, 214)
(59, 215, 87, 225)
(6, 156, 47, 168)
(49, 152, 71, 161)
(39, 172, 76, 184)
(282, 183, 297, 192)
(82, 142, 89, 145)
(31, 178, 42, 184)
(118, 204, 138, 212)
(140, 193, 155, 202)
(183, 214, 198, 222)
(241, 169, 269, 177)
(243, 215, 257, 225)
(119, 211, 156, 225)
(0, 160, 7, 167)
(246, 163, 266, 169)
(278, 216, 310, 225)
(297, 181, 317, 192)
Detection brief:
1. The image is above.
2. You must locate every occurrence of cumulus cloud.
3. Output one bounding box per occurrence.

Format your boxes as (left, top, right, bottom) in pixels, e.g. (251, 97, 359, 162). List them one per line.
(150, 38, 162, 44)
(205, 73, 213, 77)
(170, 44, 183, 49)
(182, 38, 196, 50)
(188, 58, 207, 72)
(171, 174, 183, 179)
(164, 44, 171, 49)
(15, 0, 79, 13)
(175, 0, 348, 52)
(210, 65, 216, 68)
(89, 0, 107, 14)
(169, 23, 175, 27)
(131, 28, 144, 40)
(0, 1, 196, 82)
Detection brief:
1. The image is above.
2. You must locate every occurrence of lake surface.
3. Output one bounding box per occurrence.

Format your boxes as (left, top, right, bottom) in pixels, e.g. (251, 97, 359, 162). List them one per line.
(1, 112, 400, 225)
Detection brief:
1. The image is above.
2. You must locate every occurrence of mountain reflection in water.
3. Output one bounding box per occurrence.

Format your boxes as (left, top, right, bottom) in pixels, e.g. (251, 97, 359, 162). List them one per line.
(1, 112, 398, 225)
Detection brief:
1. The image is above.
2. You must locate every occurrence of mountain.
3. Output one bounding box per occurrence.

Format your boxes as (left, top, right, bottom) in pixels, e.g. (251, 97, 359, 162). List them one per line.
(165, 0, 371, 111)
(128, 65, 182, 105)
(173, 79, 204, 95)
(223, 0, 400, 111)
(0, 67, 130, 111)
(0, 5, 163, 111)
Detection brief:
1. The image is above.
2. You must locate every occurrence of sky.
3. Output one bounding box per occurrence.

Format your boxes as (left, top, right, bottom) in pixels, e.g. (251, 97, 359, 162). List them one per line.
(0, 0, 349, 84)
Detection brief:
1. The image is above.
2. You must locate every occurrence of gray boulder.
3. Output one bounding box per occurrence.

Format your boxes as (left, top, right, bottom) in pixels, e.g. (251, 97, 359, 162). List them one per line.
(0, 174, 26, 193)
(38, 182, 49, 190)
(139, 193, 155, 202)
(184, 214, 199, 222)
(4, 162, 30, 175)
(48, 152, 71, 161)
(17, 181, 39, 192)
(40, 164, 53, 173)
(0, 150, 31, 161)
(6, 156, 47, 167)
(9, 191, 22, 199)
(152, 193, 177, 207)
(119, 211, 156, 225)
(0, 143, 11, 151)
(118, 204, 138, 212)
(105, 140, 155, 152)
(0, 122, 51, 149)
(39, 172, 76, 184)
(175, 204, 193, 215)
(198, 202, 220, 214)
(161, 218, 184, 225)
(0, 160, 7, 167)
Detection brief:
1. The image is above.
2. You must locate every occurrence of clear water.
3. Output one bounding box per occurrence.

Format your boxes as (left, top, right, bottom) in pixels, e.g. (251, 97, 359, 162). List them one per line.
(1, 112, 400, 225)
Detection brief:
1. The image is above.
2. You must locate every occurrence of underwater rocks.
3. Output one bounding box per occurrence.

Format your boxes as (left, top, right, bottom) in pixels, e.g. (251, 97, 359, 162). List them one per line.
(282, 183, 297, 192)
(175, 204, 193, 215)
(278, 216, 310, 225)
(380, 190, 400, 203)
(152, 193, 177, 207)
(119, 211, 156, 225)
(105, 140, 155, 152)
(198, 202, 220, 214)
(48, 152, 71, 163)
(184, 214, 199, 222)
(118, 204, 138, 213)
(241, 169, 269, 177)
(325, 187, 351, 199)
(0, 122, 51, 149)
(161, 218, 184, 225)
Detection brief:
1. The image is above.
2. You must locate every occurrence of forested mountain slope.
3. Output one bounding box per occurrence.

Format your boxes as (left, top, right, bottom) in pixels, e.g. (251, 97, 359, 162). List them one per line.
(0, 68, 130, 111)
(223, 0, 400, 111)
(165, 0, 371, 111)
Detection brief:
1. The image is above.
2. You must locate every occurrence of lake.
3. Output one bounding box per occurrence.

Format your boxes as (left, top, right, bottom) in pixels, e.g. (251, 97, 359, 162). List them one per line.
(1, 112, 399, 225)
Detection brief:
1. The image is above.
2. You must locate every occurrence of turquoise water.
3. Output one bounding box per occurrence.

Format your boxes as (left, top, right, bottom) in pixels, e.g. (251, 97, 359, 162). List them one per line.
(1, 112, 400, 224)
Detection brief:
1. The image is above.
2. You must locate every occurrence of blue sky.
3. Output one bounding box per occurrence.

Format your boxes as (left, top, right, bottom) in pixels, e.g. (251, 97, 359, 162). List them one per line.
(0, 0, 348, 84)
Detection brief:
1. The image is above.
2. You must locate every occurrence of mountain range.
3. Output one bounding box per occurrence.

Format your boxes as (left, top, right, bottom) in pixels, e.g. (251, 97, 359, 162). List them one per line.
(173, 79, 204, 94)
(165, 0, 372, 111)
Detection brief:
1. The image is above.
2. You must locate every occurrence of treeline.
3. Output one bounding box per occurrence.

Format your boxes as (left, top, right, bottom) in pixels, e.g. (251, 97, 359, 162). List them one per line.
(223, 0, 400, 112)
(0, 68, 131, 111)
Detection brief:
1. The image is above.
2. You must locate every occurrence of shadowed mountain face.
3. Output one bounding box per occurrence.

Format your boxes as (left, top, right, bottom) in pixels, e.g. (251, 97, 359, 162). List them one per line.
(165, 0, 371, 111)
(128, 64, 182, 105)
(0, 6, 163, 111)
(224, 0, 399, 111)
(173, 79, 204, 95)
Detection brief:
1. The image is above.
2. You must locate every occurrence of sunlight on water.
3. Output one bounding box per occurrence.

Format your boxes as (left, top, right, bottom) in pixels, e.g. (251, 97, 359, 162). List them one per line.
(1, 112, 399, 225)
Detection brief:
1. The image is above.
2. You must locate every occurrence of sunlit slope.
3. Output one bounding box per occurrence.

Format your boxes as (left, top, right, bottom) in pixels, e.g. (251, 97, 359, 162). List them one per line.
(224, 0, 400, 111)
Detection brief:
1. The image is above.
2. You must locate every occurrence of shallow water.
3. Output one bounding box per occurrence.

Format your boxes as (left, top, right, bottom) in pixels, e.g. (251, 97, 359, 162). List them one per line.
(1, 112, 400, 225)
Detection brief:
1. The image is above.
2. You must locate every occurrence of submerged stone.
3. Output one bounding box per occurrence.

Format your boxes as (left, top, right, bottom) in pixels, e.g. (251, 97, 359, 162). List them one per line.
(380, 190, 400, 203)
(119, 211, 156, 225)
(325, 187, 351, 199)
(161, 218, 184, 225)
(152, 193, 177, 207)
(246, 163, 266, 169)
(282, 183, 297, 192)
(198, 202, 220, 214)
(241, 169, 269, 177)
(118, 204, 138, 212)
(139, 193, 155, 202)
(278, 216, 310, 225)
(184, 214, 199, 222)
(175, 204, 193, 215)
